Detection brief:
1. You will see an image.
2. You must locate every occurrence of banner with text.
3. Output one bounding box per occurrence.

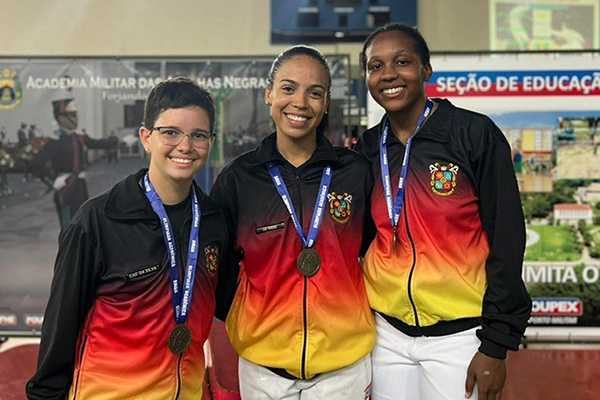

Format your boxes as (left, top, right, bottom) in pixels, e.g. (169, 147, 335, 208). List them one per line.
(0, 56, 350, 334)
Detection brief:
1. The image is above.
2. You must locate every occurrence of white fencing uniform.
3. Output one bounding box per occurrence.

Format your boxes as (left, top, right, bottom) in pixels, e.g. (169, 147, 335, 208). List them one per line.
(372, 313, 481, 400)
(238, 354, 372, 400)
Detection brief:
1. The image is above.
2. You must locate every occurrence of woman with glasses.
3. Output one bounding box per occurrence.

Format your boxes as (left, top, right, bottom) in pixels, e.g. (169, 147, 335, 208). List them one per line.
(210, 45, 375, 399)
(27, 77, 228, 400)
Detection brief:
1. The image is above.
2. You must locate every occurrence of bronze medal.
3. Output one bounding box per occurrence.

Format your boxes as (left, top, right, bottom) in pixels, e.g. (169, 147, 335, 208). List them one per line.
(297, 248, 321, 277)
(168, 324, 192, 355)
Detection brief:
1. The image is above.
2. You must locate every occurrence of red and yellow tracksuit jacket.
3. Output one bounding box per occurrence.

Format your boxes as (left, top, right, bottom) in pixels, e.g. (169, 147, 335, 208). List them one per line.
(210, 133, 375, 379)
(27, 169, 228, 400)
(355, 99, 531, 359)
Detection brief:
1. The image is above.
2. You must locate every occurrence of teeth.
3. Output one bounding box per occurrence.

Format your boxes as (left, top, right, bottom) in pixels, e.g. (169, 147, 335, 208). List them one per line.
(287, 114, 307, 122)
(383, 87, 403, 94)
(170, 157, 193, 164)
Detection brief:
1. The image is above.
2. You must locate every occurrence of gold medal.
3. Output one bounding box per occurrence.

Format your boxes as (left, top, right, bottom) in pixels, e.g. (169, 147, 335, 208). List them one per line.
(168, 324, 192, 355)
(297, 248, 321, 277)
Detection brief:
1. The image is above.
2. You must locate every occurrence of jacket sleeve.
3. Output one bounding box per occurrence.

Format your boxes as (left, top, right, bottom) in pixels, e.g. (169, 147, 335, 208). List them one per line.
(26, 222, 98, 400)
(360, 155, 376, 258)
(353, 136, 377, 256)
(209, 168, 242, 322)
(471, 120, 532, 360)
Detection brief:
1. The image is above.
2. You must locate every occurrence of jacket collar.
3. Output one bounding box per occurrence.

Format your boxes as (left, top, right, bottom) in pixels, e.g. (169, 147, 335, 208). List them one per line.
(249, 132, 341, 168)
(417, 98, 454, 141)
(365, 98, 454, 157)
(104, 168, 219, 221)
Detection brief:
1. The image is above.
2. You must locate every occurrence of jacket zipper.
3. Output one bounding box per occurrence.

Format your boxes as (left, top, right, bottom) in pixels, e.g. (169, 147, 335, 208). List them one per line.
(72, 334, 88, 400)
(174, 353, 183, 400)
(403, 187, 421, 334)
(295, 173, 309, 380)
(301, 275, 308, 379)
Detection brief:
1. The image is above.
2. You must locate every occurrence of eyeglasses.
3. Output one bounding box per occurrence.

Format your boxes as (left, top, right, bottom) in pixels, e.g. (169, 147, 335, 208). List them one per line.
(150, 126, 215, 149)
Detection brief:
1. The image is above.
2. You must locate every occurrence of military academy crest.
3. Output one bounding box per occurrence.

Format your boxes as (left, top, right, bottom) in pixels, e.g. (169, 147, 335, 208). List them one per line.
(0, 68, 23, 110)
(327, 192, 352, 224)
(204, 245, 219, 276)
(429, 163, 459, 196)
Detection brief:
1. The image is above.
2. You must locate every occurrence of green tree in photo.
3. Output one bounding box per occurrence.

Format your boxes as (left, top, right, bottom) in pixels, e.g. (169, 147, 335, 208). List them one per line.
(522, 194, 552, 220)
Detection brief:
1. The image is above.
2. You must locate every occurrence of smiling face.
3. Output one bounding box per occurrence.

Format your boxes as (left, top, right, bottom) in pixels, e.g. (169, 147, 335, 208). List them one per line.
(365, 30, 432, 115)
(265, 55, 330, 143)
(139, 106, 214, 188)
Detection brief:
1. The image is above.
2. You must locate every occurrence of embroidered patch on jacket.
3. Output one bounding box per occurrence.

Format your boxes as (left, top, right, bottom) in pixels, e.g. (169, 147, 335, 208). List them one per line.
(429, 162, 459, 196)
(255, 222, 285, 234)
(327, 192, 353, 224)
(204, 245, 219, 276)
(125, 264, 161, 281)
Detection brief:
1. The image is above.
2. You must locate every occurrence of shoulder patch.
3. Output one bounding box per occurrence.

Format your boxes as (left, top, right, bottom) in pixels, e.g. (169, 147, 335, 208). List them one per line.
(204, 245, 219, 276)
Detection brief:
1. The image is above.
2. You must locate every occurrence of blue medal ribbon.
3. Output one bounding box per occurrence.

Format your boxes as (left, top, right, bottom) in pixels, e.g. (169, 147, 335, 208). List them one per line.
(267, 163, 332, 248)
(380, 98, 434, 229)
(143, 173, 201, 324)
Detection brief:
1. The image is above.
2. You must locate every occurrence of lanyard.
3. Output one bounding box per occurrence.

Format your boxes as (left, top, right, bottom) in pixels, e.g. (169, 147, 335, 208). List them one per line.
(380, 98, 434, 228)
(267, 163, 332, 248)
(143, 173, 200, 324)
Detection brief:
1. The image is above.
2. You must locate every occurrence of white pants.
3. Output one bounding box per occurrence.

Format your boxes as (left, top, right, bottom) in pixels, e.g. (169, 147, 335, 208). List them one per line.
(238, 354, 372, 400)
(372, 313, 480, 400)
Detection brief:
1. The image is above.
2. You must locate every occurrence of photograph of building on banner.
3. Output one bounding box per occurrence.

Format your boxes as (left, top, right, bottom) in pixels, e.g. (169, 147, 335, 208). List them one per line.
(421, 53, 599, 328)
(555, 115, 600, 179)
(488, 110, 600, 184)
(0, 56, 351, 334)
